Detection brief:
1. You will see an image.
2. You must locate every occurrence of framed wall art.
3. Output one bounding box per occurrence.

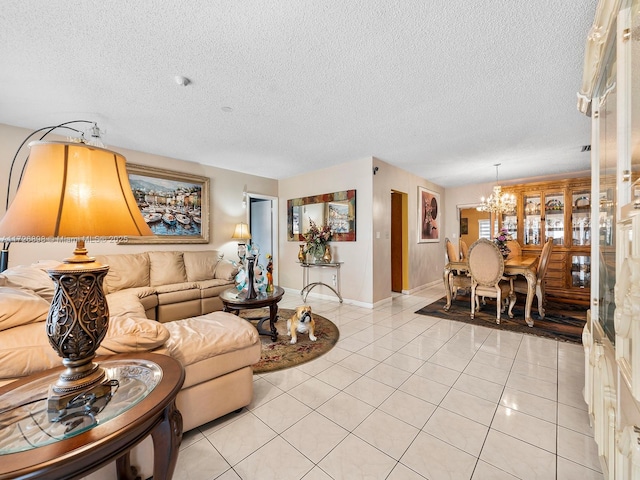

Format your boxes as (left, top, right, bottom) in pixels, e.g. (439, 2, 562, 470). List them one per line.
(418, 186, 440, 243)
(460, 217, 469, 235)
(287, 189, 356, 241)
(123, 163, 210, 244)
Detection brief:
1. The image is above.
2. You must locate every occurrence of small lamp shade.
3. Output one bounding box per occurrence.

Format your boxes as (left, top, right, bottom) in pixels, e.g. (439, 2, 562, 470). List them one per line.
(231, 222, 251, 242)
(0, 141, 152, 239)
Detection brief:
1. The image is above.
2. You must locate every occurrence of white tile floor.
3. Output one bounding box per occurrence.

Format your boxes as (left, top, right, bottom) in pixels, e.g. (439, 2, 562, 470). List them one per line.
(173, 285, 603, 480)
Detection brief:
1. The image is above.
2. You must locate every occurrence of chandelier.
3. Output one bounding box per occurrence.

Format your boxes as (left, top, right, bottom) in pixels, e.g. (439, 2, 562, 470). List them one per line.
(478, 164, 516, 214)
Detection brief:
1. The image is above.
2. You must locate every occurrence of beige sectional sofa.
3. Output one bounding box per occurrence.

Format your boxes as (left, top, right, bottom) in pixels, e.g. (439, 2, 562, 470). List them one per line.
(95, 249, 240, 322)
(0, 250, 263, 478)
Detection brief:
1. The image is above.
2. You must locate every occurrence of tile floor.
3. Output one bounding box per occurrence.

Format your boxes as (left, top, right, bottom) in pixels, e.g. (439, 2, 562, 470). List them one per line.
(173, 285, 603, 480)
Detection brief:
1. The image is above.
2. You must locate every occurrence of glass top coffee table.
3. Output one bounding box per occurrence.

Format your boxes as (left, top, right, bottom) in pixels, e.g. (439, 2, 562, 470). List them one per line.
(0, 353, 184, 480)
(220, 286, 285, 342)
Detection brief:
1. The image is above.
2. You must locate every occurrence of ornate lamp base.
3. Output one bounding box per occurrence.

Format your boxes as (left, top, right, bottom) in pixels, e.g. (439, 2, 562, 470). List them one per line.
(45, 255, 111, 413)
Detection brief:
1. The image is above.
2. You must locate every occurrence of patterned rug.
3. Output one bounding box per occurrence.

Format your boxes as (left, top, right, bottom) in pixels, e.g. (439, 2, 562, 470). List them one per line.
(244, 308, 340, 374)
(415, 294, 586, 344)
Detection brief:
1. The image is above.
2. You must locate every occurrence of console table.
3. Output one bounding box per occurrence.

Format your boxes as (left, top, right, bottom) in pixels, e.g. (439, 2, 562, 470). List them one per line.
(300, 262, 343, 303)
(0, 353, 184, 480)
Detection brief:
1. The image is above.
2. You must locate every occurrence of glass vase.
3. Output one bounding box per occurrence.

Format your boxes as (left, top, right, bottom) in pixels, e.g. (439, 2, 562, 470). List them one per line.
(312, 248, 324, 264)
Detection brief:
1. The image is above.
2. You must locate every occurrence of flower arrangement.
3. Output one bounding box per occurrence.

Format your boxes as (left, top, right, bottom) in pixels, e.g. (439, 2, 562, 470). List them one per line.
(304, 219, 333, 259)
(494, 227, 512, 257)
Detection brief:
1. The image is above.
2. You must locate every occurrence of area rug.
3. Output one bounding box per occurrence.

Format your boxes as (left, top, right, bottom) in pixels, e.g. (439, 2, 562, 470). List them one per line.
(415, 295, 586, 344)
(243, 308, 340, 374)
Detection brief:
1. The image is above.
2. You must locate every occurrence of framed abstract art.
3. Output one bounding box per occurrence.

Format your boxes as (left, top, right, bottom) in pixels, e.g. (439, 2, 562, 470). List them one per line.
(418, 186, 440, 243)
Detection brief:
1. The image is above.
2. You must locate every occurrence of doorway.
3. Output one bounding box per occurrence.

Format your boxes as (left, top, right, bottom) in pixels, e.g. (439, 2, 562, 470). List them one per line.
(391, 190, 408, 293)
(247, 194, 278, 284)
(458, 204, 491, 247)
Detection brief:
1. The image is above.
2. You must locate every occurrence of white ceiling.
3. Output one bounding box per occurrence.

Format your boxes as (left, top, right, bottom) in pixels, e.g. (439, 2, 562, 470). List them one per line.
(0, 1, 596, 188)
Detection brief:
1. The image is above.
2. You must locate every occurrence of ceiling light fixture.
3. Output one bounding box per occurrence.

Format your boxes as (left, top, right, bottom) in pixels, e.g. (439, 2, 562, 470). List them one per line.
(478, 163, 516, 215)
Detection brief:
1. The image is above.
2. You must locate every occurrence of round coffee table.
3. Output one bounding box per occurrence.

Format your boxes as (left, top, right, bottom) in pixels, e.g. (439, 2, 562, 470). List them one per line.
(220, 286, 285, 342)
(0, 353, 184, 480)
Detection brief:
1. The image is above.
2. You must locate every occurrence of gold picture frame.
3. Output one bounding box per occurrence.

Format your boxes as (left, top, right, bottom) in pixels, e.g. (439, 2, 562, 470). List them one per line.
(122, 163, 210, 244)
(418, 186, 440, 243)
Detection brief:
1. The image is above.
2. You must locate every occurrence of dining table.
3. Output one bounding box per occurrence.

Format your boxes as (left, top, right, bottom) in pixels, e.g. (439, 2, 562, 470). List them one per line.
(443, 255, 539, 327)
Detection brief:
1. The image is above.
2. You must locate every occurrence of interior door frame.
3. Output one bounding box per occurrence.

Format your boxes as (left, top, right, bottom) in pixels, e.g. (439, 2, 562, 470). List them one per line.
(247, 193, 279, 285)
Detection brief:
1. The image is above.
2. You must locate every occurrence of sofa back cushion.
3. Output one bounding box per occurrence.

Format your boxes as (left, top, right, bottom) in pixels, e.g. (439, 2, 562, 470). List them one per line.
(0, 286, 50, 331)
(148, 251, 187, 286)
(0, 260, 58, 302)
(96, 253, 150, 294)
(183, 250, 222, 282)
(214, 260, 239, 281)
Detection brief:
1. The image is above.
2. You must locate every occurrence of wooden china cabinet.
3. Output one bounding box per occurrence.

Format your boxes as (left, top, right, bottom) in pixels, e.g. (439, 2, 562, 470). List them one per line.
(498, 177, 592, 305)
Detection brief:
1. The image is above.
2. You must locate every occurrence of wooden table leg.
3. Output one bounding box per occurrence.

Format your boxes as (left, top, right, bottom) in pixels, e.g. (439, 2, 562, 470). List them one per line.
(443, 264, 453, 311)
(151, 401, 183, 480)
(116, 453, 140, 480)
(269, 303, 278, 341)
(523, 270, 536, 327)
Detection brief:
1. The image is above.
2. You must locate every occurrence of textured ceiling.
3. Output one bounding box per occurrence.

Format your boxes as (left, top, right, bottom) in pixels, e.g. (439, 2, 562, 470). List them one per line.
(0, 1, 596, 187)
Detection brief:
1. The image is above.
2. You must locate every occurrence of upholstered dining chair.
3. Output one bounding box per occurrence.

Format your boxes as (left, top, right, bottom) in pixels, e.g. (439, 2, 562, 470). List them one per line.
(506, 239, 522, 259)
(459, 240, 469, 261)
(467, 238, 516, 324)
(512, 238, 554, 318)
(445, 237, 470, 299)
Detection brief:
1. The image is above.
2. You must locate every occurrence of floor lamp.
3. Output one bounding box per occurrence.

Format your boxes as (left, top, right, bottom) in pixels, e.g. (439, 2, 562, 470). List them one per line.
(0, 140, 153, 412)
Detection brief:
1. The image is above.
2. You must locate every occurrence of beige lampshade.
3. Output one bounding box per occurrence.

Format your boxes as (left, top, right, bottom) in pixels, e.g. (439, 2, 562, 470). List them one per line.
(0, 141, 153, 239)
(231, 222, 251, 241)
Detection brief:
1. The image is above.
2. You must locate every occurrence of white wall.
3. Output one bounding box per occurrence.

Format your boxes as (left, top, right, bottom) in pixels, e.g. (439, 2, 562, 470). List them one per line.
(371, 158, 445, 303)
(279, 156, 445, 307)
(0, 123, 278, 267)
(278, 157, 374, 305)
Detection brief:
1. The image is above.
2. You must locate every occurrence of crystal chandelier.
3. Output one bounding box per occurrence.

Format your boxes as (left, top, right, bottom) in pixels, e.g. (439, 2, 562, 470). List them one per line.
(478, 164, 516, 214)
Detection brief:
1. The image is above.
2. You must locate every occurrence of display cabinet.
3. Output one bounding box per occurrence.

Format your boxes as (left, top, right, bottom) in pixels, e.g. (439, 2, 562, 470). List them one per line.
(579, 1, 640, 478)
(500, 177, 592, 304)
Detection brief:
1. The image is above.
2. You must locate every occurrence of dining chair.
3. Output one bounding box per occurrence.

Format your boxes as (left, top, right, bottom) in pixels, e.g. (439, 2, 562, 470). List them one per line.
(459, 240, 469, 261)
(445, 237, 470, 300)
(512, 238, 554, 318)
(467, 238, 516, 324)
(506, 239, 522, 259)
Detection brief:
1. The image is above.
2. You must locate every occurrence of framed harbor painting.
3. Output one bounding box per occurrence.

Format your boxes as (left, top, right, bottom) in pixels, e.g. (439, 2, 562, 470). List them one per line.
(123, 163, 210, 244)
(418, 186, 440, 243)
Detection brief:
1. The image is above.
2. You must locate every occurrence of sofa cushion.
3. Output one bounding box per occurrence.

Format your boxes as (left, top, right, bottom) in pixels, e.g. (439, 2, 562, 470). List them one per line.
(162, 312, 259, 366)
(0, 322, 60, 378)
(106, 290, 149, 318)
(156, 286, 201, 305)
(183, 251, 221, 282)
(96, 253, 150, 294)
(196, 279, 234, 298)
(0, 315, 171, 379)
(148, 251, 187, 286)
(98, 316, 170, 354)
(0, 260, 57, 302)
(214, 260, 238, 281)
(0, 286, 50, 331)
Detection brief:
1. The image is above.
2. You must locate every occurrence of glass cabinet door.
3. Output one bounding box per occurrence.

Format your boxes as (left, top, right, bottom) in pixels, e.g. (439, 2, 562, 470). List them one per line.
(501, 213, 517, 240)
(597, 40, 617, 343)
(523, 193, 541, 245)
(544, 191, 565, 246)
(571, 254, 591, 289)
(571, 189, 591, 246)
